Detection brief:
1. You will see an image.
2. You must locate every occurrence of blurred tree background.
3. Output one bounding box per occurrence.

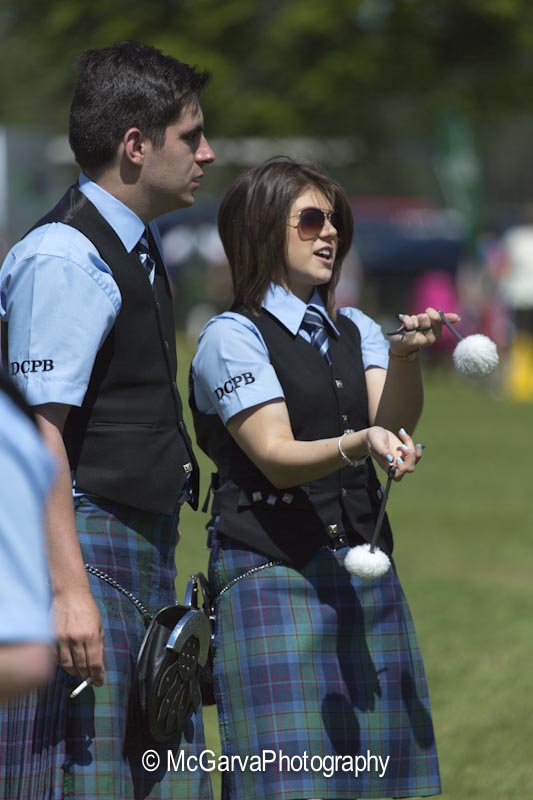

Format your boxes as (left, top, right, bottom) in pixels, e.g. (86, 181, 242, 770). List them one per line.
(2, 0, 533, 203)
(4, 0, 533, 337)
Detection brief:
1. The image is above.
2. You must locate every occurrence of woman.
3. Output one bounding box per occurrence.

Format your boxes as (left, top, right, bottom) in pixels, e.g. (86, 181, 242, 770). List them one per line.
(191, 158, 455, 799)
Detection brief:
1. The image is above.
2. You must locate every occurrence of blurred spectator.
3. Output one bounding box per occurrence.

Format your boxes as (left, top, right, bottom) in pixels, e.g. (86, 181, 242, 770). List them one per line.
(0, 369, 56, 699)
(161, 218, 234, 340)
(474, 230, 509, 357)
(498, 204, 533, 400)
(499, 203, 533, 333)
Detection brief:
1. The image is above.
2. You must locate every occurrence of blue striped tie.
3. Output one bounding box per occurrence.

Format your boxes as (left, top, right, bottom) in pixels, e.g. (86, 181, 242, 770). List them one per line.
(300, 307, 332, 365)
(136, 227, 156, 283)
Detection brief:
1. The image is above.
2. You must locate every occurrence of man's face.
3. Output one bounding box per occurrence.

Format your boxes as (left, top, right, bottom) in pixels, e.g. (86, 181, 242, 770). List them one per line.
(142, 103, 215, 216)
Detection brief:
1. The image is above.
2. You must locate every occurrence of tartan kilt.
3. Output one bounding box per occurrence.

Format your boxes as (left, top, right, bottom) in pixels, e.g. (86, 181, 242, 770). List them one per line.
(0, 496, 213, 800)
(209, 532, 441, 800)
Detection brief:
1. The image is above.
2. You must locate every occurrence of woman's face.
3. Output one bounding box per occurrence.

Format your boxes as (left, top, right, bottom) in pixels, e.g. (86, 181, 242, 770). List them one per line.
(284, 187, 339, 303)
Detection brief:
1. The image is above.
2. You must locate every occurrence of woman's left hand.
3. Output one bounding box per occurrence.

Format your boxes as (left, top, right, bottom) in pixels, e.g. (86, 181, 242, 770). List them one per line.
(366, 425, 423, 481)
(388, 306, 460, 356)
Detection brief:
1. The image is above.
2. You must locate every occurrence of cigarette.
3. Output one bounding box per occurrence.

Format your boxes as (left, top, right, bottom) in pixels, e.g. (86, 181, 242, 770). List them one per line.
(69, 677, 92, 699)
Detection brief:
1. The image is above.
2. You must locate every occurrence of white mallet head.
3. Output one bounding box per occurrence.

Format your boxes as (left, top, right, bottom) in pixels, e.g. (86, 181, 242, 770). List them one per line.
(344, 543, 391, 579)
(452, 334, 499, 376)
(343, 465, 395, 580)
(439, 311, 499, 377)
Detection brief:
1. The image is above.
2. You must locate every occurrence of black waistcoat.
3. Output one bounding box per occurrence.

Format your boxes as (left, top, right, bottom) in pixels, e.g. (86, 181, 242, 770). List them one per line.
(192, 308, 392, 567)
(21, 184, 198, 514)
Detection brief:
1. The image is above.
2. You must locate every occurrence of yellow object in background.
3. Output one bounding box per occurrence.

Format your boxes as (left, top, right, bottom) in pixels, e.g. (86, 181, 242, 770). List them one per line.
(507, 331, 533, 401)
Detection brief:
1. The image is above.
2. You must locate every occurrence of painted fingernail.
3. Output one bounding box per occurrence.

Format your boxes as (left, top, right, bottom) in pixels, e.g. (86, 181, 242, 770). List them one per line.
(386, 454, 394, 463)
(401, 444, 409, 451)
(397, 456, 404, 465)
(416, 443, 425, 451)
(399, 427, 407, 436)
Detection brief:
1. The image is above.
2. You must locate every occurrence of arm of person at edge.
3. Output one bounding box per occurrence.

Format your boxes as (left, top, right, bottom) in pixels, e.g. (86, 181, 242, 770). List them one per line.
(226, 306, 459, 488)
(0, 391, 57, 699)
(34, 402, 105, 687)
(0, 644, 55, 701)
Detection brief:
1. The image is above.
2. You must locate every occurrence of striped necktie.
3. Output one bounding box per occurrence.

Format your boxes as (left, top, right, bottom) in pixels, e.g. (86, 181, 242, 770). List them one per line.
(300, 307, 332, 365)
(135, 227, 156, 284)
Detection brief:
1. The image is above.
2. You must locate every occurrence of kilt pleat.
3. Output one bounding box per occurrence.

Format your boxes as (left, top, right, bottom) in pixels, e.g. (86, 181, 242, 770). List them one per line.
(209, 533, 441, 800)
(0, 496, 213, 800)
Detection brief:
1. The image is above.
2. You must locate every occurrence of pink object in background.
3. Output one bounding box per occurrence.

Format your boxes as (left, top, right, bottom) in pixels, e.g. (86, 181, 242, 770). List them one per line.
(411, 270, 459, 353)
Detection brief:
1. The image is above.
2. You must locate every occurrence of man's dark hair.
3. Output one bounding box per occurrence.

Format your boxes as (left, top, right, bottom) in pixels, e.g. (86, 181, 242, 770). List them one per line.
(69, 40, 210, 174)
(218, 157, 354, 318)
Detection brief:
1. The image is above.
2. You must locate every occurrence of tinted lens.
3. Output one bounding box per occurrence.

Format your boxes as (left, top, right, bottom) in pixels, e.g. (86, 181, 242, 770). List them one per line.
(298, 208, 326, 236)
(298, 208, 341, 237)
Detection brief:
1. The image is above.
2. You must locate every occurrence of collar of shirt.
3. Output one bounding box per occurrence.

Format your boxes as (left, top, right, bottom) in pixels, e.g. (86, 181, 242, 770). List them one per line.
(78, 173, 146, 254)
(262, 283, 340, 337)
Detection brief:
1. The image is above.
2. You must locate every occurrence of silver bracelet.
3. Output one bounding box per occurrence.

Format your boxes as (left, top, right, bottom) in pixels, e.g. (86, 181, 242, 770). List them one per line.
(338, 429, 368, 468)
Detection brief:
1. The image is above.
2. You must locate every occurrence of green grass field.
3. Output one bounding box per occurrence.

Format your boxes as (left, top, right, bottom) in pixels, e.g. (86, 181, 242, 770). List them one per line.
(176, 336, 533, 799)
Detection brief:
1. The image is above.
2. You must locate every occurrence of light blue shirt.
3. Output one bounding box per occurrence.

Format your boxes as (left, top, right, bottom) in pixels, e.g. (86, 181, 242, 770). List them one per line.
(0, 392, 56, 643)
(0, 174, 161, 407)
(191, 283, 389, 425)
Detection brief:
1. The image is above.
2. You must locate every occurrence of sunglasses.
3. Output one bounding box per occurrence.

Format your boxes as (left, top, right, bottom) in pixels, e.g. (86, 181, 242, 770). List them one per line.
(288, 207, 342, 238)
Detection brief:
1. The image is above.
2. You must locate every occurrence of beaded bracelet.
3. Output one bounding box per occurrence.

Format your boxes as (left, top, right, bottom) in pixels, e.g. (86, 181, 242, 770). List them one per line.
(338, 429, 368, 468)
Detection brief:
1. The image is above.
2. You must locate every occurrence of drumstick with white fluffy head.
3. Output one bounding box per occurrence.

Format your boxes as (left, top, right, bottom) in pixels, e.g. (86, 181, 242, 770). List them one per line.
(438, 310, 499, 377)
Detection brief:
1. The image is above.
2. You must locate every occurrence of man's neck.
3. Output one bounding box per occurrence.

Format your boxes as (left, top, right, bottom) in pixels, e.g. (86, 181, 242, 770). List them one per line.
(87, 168, 151, 223)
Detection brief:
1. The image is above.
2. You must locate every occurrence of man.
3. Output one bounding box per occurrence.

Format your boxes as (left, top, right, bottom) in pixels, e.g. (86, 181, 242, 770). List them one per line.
(0, 369, 56, 700)
(0, 40, 215, 799)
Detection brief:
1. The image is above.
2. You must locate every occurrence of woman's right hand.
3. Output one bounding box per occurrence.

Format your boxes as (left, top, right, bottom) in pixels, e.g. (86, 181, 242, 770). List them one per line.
(365, 425, 423, 480)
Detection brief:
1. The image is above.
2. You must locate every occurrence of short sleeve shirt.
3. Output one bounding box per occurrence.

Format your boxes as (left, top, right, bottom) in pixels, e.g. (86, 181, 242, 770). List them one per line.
(0, 174, 162, 407)
(0, 391, 57, 643)
(191, 284, 389, 425)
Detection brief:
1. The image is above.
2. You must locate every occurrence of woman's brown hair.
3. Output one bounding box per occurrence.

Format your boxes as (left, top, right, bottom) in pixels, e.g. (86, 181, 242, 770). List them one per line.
(217, 157, 354, 318)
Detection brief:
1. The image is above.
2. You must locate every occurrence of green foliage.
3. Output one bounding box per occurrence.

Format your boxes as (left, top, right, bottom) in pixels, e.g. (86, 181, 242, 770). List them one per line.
(2, 0, 533, 147)
(176, 334, 533, 798)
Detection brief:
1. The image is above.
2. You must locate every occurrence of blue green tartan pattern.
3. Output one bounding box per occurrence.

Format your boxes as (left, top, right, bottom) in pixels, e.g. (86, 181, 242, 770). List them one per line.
(209, 533, 441, 800)
(0, 496, 213, 800)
